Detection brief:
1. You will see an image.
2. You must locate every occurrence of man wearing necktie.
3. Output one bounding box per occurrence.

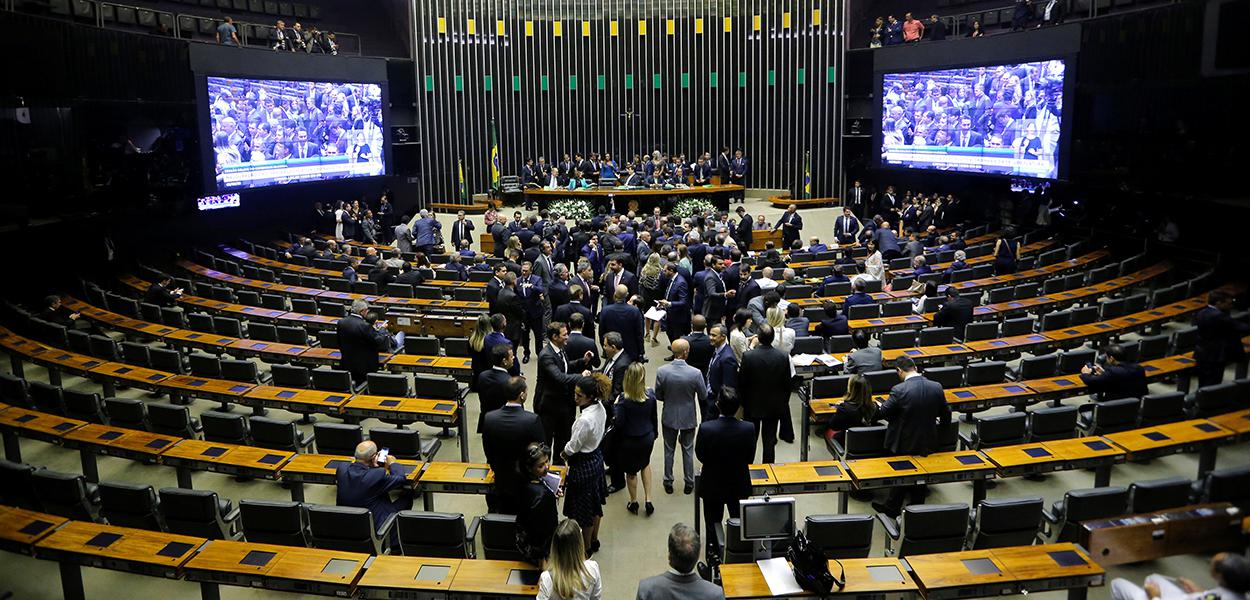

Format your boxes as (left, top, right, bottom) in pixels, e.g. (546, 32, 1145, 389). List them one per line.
(847, 180, 867, 218)
(774, 203, 804, 250)
(835, 207, 862, 246)
(449, 210, 475, 252)
(294, 127, 318, 159)
(657, 263, 691, 342)
(955, 116, 983, 147)
(729, 149, 749, 204)
(701, 259, 734, 325)
(518, 262, 546, 364)
(534, 322, 593, 464)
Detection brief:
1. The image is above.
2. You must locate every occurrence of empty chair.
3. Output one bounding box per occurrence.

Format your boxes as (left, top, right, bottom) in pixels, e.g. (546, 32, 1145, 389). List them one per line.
(368, 428, 440, 461)
(803, 514, 874, 559)
(270, 364, 312, 389)
(1128, 477, 1192, 513)
(830, 425, 888, 460)
(987, 287, 1015, 304)
(1172, 326, 1199, 354)
(99, 481, 163, 531)
(923, 366, 963, 389)
(220, 359, 265, 385)
(235, 290, 262, 307)
(968, 496, 1044, 549)
(414, 375, 462, 400)
(1044, 487, 1129, 543)
(1001, 317, 1035, 337)
(367, 372, 411, 397)
(1070, 306, 1099, 326)
(1078, 398, 1140, 435)
(0, 373, 27, 405)
(312, 368, 359, 393)
(811, 375, 850, 399)
(249, 323, 279, 342)
(827, 335, 853, 354)
(32, 469, 100, 521)
(720, 517, 789, 564)
(1137, 334, 1171, 361)
(1187, 382, 1238, 418)
(188, 353, 222, 379)
(148, 403, 202, 439)
(312, 423, 364, 456)
(396, 511, 478, 558)
(159, 488, 242, 540)
(88, 335, 120, 361)
(963, 321, 999, 342)
(201, 411, 251, 445)
(239, 499, 309, 546)
(188, 312, 215, 333)
(882, 300, 913, 317)
(213, 317, 244, 338)
(1057, 348, 1097, 375)
(288, 298, 317, 315)
(319, 302, 346, 318)
(306, 504, 395, 555)
(1195, 465, 1250, 509)
(1017, 353, 1058, 380)
(478, 513, 523, 560)
(1100, 298, 1126, 320)
(1014, 283, 1040, 299)
(879, 503, 970, 557)
(63, 389, 108, 424)
(1027, 405, 1078, 442)
(965, 361, 1008, 386)
(864, 369, 899, 394)
(148, 347, 185, 374)
(0, 460, 40, 509)
(453, 287, 484, 302)
(934, 420, 959, 453)
(880, 331, 916, 350)
(140, 302, 164, 323)
(918, 327, 955, 346)
(403, 336, 442, 356)
(386, 283, 414, 298)
(120, 341, 151, 367)
(442, 337, 471, 358)
(316, 330, 340, 349)
(1040, 311, 1072, 332)
(276, 325, 312, 346)
(1123, 294, 1149, 314)
(104, 397, 149, 430)
(1139, 392, 1186, 427)
(846, 304, 881, 320)
(250, 417, 315, 453)
(415, 286, 443, 300)
(959, 412, 1028, 450)
(29, 381, 66, 416)
(792, 336, 825, 355)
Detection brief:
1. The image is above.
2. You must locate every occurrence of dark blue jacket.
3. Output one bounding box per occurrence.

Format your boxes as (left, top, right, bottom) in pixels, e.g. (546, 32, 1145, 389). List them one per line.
(695, 415, 756, 502)
(335, 461, 411, 528)
(599, 301, 646, 362)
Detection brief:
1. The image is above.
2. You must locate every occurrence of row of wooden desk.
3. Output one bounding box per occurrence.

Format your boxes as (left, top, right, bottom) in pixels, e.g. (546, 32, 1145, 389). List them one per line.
(0, 504, 548, 600)
(0, 325, 474, 462)
(221, 244, 490, 293)
(787, 237, 1058, 277)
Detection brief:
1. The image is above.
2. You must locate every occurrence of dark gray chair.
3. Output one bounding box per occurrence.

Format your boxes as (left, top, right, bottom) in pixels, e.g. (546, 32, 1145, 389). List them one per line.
(959, 412, 1027, 450)
(0, 460, 40, 510)
(442, 337, 472, 358)
(270, 364, 312, 389)
(396, 511, 479, 558)
(148, 347, 185, 374)
(312, 423, 364, 456)
(479, 513, 523, 560)
(0, 373, 27, 406)
(918, 327, 955, 346)
(1001, 317, 1035, 337)
(811, 375, 850, 399)
(1043, 487, 1129, 543)
(846, 304, 881, 320)
(864, 369, 900, 394)
(1078, 398, 1140, 435)
(965, 361, 1008, 386)
(880, 330, 916, 350)
(104, 397, 149, 431)
(404, 336, 442, 356)
(879, 503, 969, 557)
(29, 381, 66, 416)
(120, 341, 151, 367)
(1017, 353, 1058, 380)
(148, 403, 202, 439)
(1026, 405, 1078, 442)
(1129, 477, 1193, 514)
(830, 426, 888, 461)
(307, 504, 395, 554)
(967, 496, 1043, 549)
(99, 481, 163, 531)
(367, 428, 441, 461)
(159, 488, 242, 540)
(803, 514, 874, 559)
(239, 499, 309, 546)
(1186, 382, 1238, 418)
(311, 368, 361, 394)
(250, 417, 315, 453)
(1057, 349, 1097, 375)
(963, 321, 999, 342)
(32, 469, 100, 522)
(201, 411, 251, 445)
(1139, 392, 1186, 427)
(367, 372, 411, 397)
(923, 366, 963, 389)
(1195, 465, 1250, 510)
(63, 389, 108, 424)
(188, 353, 222, 379)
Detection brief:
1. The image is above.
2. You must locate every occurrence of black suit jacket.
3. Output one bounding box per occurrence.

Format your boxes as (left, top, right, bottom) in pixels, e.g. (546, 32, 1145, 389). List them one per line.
(598, 302, 645, 364)
(475, 368, 513, 432)
(553, 301, 595, 339)
(877, 375, 951, 456)
(735, 215, 753, 248)
(739, 346, 792, 420)
(932, 297, 974, 339)
(336, 314, 391, 377)
(534, 344, 587, 418)
(1079, 363, 1148, 401)
(496, 287, 525, 341)
(335, 461, 412, 527)
(481, 405, 545, 493)
(683, 332, 714, 374)
(707, 343, 739, 407)
(598, 350, 631, 400)
(1195, 306, 1250, 364)
(565, 333, 600, 371)
(695, 416, 757, 502)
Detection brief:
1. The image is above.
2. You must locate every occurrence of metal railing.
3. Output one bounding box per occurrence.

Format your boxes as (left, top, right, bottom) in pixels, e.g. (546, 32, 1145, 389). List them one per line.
(935, 0, 1182, 37)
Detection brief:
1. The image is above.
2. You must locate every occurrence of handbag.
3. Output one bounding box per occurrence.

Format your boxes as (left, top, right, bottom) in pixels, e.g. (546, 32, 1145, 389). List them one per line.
(786, 530, 844, 595)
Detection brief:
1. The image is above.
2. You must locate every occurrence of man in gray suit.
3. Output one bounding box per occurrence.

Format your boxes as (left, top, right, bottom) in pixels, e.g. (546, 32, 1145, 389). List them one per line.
(655, 339, 706, 496)
(636, 523, 725, 600)
(844, 330, 883, 374)
(393, 215, 414, 254)
(872, 355, 951, 517)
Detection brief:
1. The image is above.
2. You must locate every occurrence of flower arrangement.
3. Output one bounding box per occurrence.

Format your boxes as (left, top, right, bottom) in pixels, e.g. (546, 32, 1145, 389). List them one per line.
(547, 199, 595, 222)
(671, 198, 718, 220)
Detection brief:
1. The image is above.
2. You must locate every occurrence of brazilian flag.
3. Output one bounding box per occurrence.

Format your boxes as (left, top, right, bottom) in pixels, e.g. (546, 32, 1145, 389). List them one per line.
(489, 120, 501, 190)
(458, 159, 469, 203)
(802, 150, 812, 199)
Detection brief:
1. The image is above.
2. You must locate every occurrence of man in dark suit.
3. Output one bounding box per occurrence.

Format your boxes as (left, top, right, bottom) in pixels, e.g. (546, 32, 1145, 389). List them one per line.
(337, 299, 395, 386)
(485, 264, 507, 308)
(834, 207, 862, 246)
(846, 180, 868, 218)
(292, 127, 320, 159)
(953, 116, 984, 147)
(495, 273, 525, 350)
(873, 356, 951, 517)
(702, 259, 733, 325)
(481, 376, 545, 514)
(598, 285, 646, 364)
(1194, 290, 1250, 386)
(842, 279, 875, 315)
(475, 344, 515, 432)
(547, 265, 571, 309)
(601, 258, 637, 300)
(734, 206, 754, 249)
(715, 147, 733, 182)
(564, 313, 600, 371)
(738, 325, 793, 464)
(336, 440, 414, 543)
(1079, 344, 1148, 401)
(517, 262, 546, 364)
(449, 210, 475, 251)
(658, 263, 692, 343)
(534, 321, 593, 464)
(682, 314, 715, 377)
(598, 332, 631, 399)
(774, 204, 804, 250)
(706, 323, 739, 420)
(932, 287, 974, 340)
(144, 277, 184, 308)
(695, 392, 757, 556)
(686, 233, 709, 274)
(554, 285, 595, 339)
(816, 301, 850, 338)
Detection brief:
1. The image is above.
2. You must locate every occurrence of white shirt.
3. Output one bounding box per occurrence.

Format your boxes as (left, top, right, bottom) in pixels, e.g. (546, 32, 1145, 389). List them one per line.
(864, 251, 885, 280)
(564, 402, 606, 455)
(537, 560, 602, 600)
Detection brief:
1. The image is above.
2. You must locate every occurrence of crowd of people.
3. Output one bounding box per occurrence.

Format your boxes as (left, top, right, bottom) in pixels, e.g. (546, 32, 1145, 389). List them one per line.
(867, 0, 1065, 48)
(519, 148, 750, 198)
(213, 15, 340, 54)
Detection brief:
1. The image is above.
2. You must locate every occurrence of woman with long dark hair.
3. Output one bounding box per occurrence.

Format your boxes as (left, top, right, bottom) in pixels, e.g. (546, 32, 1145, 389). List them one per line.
(515, 442, 560, 565)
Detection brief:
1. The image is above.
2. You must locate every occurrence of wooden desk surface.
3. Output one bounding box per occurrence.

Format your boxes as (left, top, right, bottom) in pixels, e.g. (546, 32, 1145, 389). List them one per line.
(419, 461, 496, 486)
(1043, 436, 1126, 462)
(221, 245, 341, 278)
(880, 343, 973, 365)
(36, 520, 203, 570)
(0, 506, 68, 550)
(912, 450, 997, 480)
(161, 438, 293, 475)
(226, 338, 308, 357)
(179, 260, 323, 297)
(162, 329, 239, 349)
(1025, 375, 1087, 396)
(721, 557, 918, 599)
(183, 538, 288, 579)
(89, 362, 172, 388)
(280, 454, 423, 482)
(849, 313, 929, 332)
(343, 394, 460, 422)
(355, 555, 463, 595)
(384, 354, 474, 371)
(846, 456, 926, 484)
(264, 546, 369, 588)
(61, 423, 139, 450)
(447, 558, 541, 597)
(769, 460, 853, 487)
(1105, 420, 1233, 454)
(964, 333, 1054, 354)
(983, 443, 1065, 470)
(525, 183, 744, 197)
(163, 375, 255, 398)
(106, 429, 181, 458)
(1209, 409, 1250, 440)
(747, 464, 777, 488)
(990, 543, 1105, 590)
(242, 386, 353, 412)
(0, 406, 85, 439)
(906, 548, 1014, 595)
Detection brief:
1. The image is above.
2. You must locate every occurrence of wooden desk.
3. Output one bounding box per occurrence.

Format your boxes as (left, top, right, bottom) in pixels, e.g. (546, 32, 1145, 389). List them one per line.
(0, 506, 68, 555)
(262, 545, 368, 596)
(847, 456, 928, 490)
(163, 375, 255, 405)
(1208, 409, 1250, 442)
(447, 558, 542, 599)
(225, 338, 308, 360)
(182, 538, 288, 588)
(162, 329, 240, 354)
(342, 394, 460, 426)
(0, 406, 85, 460)
(384, 354, 474, 380)
(35, 520, 204, 592)
(983, 443, 1069, 478)
(1105, 419, 1234, 477)
(905, 548, 1015, 600)
(60, 423, 154, 482)
(355, 555, 462, 599)
(879, 343, 974, 367)
(1082, 503, 1244, 566)
(279, 454, 422, 502)
(89, 361, 171, 396)
(1041, 436, 1126, 487)
(721, 557, 919, 599)
(908, 544, 1105, 600)
(240, 386, 352, 416)
(964, 333, 1055, 358)
(160, 438, 292, 488)
(990, 543, 1106, 596)
(749, 229, 784, 252)
(848, 314, 930, 335)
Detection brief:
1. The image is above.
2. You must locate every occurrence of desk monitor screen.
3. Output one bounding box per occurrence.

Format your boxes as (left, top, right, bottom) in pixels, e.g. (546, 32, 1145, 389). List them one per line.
(1024, 447, 1053, 458)
(867, 564, 905, 582)
(86, 532, 123, 548)
(322, 558, 358, 576)
(1084, 440, 1112, 451)
(463, 467, 489, 479)
(506, 569, 541, 586)
(275, 390, 298, 399)
(749, 468, 769, 480)
(739, 497, 796, 542)
(145, 438, 172, 449)
(325, 459, 351, 470)
(415, 565, 451, 582)
(378, 399, 401, 408)
(814, 465, 842, 477)
(52, 422, 77, 431)
(434, 402, 456, 412)
(240, 550, 277, 567)
(157, 541, 196, 558)
(201, 446, 229, 458)
(961, 557, 1001, 575)
(1049, 550, 1087, 567)
(1143, 431, 1170, 442)
(18, 520, 54, 536)
(888, 460, 916, 471)
(258, 454, 286, 465)
(955, 454, 985, 465)
(97, 430, 124, 441)
(1194, 423, 1221, 433)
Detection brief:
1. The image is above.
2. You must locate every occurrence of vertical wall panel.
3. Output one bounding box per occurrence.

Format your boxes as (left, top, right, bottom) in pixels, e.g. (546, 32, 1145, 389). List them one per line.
(412, 0, 842, 203)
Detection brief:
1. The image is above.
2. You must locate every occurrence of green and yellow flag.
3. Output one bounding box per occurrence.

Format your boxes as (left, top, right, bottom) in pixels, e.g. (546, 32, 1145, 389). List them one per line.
(802, 150, 812, 199)
(458, 159, 469, 203)
(489, 120, 501, 190)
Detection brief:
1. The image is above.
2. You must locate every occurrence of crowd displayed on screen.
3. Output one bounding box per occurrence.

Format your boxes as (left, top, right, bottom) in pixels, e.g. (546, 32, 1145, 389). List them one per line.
(880, 61, 1064, 178)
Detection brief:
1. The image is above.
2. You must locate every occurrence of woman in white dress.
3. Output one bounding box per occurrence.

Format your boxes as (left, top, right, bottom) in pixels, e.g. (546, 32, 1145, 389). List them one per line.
(333, 200, 346, 241)
(862, 239, 885, 280)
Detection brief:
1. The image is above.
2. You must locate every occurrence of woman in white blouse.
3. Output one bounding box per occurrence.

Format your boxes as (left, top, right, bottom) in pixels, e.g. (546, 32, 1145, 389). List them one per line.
(913, 281, 939, 315)
(333, 200, 346, 241)
(729, 308, 754, 362)
(537, 519, 603, 600)
(561, 374, 611, 555)
(862, 239, 885, 280)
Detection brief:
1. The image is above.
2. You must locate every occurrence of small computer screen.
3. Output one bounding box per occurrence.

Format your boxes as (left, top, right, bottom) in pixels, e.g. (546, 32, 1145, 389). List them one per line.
(740, 497, 796, 541)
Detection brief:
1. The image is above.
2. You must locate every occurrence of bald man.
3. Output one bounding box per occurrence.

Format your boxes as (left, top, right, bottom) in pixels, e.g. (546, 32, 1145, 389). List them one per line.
(655, 339, 708, 495)
(335, 441, 415, 543)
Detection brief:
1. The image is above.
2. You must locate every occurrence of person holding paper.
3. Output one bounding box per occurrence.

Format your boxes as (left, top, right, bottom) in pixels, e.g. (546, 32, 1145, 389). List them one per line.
(658, 263, 691, 342)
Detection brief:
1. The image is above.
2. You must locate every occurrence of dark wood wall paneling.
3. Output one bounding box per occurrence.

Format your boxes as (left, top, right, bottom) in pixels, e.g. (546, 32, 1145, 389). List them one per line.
(412, 1, 843, 204)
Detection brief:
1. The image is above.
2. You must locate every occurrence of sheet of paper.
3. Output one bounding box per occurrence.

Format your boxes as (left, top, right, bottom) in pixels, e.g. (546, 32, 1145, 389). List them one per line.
(757, 557, 804, 596)
(791, 354, 817, 367)
(644, 307, 667, 322)
(816, 354, 842, 367)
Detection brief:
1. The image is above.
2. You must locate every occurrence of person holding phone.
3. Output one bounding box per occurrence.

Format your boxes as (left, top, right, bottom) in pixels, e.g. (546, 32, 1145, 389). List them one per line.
(334, 440, 415, 545)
